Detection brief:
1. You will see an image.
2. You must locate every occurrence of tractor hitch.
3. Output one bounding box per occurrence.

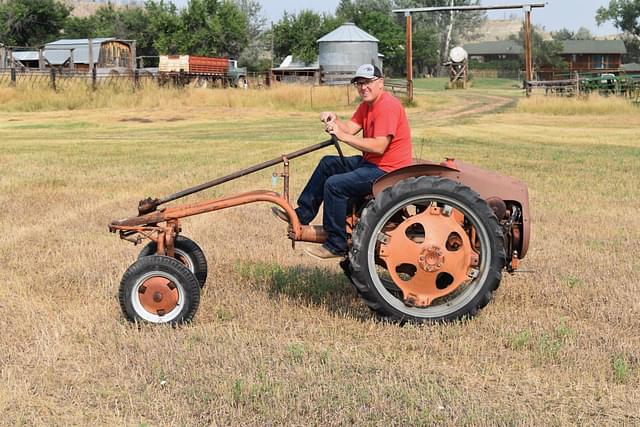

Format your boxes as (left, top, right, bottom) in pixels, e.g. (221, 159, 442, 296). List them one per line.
(138, 197, 161, 215)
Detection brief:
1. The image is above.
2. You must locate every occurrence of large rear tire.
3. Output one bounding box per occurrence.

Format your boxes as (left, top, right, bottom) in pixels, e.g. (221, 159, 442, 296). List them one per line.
(349, 176, 505, 323)
(138, 235, 208, 288)
(119, 255, 201, 325)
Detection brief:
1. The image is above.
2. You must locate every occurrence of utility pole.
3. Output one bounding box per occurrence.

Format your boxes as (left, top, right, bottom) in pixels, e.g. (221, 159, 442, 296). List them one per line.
(523, 6, 533, 82)
(405, 12, 413, 102)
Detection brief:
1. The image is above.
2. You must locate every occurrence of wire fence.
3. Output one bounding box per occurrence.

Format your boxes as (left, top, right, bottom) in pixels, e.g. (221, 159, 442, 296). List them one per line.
(0, 68, 157, 91)
(0, 69, 410, 110)
(525, 71, 640, 102)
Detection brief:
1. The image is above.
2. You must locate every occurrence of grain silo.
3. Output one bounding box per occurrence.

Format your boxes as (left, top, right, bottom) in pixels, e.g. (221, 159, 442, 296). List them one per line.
(318, 23, 381, 84)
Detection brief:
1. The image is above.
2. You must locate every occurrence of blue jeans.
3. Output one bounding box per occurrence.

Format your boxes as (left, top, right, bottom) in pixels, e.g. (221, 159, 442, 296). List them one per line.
(295, 155, 385, 254)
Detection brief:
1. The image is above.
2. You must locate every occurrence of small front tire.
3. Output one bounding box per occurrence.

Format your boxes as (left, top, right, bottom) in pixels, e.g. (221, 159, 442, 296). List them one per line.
(119, 255, 201, 325)
(138, 235, 208, 287)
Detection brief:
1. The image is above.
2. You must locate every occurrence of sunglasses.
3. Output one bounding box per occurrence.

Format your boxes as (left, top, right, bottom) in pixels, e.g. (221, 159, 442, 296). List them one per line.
(353, 78, 380, 88)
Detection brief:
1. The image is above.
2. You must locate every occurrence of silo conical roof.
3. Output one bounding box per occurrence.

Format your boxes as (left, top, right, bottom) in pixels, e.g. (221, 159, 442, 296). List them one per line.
(317, 23, 379, 43)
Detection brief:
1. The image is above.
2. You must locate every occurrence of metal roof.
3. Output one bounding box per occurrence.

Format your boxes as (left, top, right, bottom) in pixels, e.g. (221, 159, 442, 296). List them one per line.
(464, 39, 627, 56)
(11, 50, 70, 65)
(317, 23, 379, 43)
(43, 38, 117, 65)
(621, 63, 640, 72)
(46, 38, 115, 46)
(12, 51, 40, 61)
(272, 55, 319, 71)
(464, 40, 523, 55)
(560, 40, 626, 55)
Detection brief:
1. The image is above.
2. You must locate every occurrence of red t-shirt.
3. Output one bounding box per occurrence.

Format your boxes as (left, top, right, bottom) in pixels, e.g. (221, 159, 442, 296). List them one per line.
(350, 91, 412, 172)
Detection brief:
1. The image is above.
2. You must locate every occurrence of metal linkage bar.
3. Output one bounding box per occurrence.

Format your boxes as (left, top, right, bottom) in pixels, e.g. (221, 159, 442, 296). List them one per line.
(138, 138, 336, 214)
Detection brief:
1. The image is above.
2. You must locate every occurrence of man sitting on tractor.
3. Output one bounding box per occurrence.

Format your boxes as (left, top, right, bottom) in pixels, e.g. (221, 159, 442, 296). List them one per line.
(273, 64, 413, 259)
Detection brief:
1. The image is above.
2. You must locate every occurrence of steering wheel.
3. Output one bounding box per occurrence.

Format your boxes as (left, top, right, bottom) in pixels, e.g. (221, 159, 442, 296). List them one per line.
(331, 134, 347, 169)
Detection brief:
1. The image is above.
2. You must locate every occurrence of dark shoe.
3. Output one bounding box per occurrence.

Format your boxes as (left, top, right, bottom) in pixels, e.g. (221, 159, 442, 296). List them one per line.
(271, 207, 290, 223)
(304, 245, 344, 260)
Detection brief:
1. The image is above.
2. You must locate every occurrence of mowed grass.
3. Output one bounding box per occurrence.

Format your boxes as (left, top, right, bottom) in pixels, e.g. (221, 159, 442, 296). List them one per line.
(1, 82, 639, 425)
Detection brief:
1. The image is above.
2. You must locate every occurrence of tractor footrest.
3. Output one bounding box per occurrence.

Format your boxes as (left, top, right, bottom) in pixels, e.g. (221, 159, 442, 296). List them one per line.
(297, 225, 327, 243)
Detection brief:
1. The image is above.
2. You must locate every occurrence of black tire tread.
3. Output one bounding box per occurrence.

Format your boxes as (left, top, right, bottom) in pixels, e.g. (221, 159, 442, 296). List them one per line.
(348, 176, 505, 323)
(138, 235, 208, 287)
(118, 255, 201, 325)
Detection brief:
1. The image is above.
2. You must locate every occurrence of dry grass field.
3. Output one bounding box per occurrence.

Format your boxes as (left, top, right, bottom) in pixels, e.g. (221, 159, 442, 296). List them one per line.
(1, 81, 639, 425)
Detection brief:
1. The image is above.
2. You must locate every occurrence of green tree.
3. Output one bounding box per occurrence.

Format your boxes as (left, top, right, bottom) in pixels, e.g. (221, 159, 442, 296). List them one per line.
(145, 1, 181, 55)
(552, 27, 593, 41)
(394, 0, 485, 74)
(511, 27, 566, 70)
(552, 28, 575, 41)
(234, 0, 265, 39)
(412, 26, 439, 76)
(336, 0, 405, 74)
(0, 0, 70, 46)
(596, 0, 640, 39)
(174, 0, 223, 56)
(597, 0, 640, 61)
(171, 0, 248, 57)
(234, 0, 269, 70)
(215, 1, 249, 57)
(65, 5, 155, 56)
(575, 27, 594, 40)
(272, 10, 340, 64)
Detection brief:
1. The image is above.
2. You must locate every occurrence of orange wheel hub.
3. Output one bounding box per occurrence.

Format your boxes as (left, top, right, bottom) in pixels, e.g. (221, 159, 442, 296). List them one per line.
(379, 205, 478, 308)
(138, 276, 179, 316)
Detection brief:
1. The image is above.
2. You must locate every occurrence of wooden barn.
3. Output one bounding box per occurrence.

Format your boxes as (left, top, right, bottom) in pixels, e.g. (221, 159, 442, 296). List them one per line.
(11, 38, 136, 72)
(464, 39, 627, 78)
(558, 40, 626, 72)
(465, 40, 523, 62)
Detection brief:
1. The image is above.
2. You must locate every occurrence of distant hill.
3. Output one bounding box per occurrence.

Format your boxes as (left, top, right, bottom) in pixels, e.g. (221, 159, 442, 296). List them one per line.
(64, 0, 143, 18)
(461, 18, 552, 43)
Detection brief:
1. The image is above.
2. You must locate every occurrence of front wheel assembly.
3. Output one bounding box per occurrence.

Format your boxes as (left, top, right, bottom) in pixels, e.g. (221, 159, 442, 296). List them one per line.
(138, 235, 208, 288)
(349, 176, 505, 323)
(119, 255, 201, 325)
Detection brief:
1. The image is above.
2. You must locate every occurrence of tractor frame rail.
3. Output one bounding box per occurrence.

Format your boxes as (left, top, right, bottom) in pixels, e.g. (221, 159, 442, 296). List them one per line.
(110, 139, 339, 256)
(137, 138, 336, 215)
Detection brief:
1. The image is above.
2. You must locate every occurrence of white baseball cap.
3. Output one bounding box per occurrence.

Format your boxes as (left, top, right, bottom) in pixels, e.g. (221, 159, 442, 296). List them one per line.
(351, 64, 383, 83)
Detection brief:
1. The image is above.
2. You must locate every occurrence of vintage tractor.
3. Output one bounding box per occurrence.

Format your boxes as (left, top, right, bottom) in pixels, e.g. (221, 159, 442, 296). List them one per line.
(109, 136, 530, 325)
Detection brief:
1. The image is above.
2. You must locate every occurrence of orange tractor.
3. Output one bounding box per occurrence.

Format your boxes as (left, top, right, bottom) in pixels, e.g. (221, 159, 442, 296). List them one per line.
(109, 136, 530, 324)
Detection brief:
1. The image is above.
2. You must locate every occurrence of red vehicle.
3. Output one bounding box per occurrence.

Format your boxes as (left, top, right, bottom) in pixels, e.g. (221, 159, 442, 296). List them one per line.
(109, 136, 530, 325)
(158, 55, 246, 87)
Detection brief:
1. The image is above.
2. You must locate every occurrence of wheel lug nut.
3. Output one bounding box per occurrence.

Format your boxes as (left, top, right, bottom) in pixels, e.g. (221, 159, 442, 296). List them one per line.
(153, 292, 163, 302)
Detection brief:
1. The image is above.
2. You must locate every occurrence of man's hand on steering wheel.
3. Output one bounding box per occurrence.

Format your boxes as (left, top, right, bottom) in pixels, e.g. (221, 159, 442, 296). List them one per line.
(324, 120, 346, 141)
(320, 111, 337, 124)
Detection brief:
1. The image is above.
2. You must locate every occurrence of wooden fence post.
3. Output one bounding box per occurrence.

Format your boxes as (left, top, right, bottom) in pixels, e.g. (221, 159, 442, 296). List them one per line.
(130, 40, 136, 70)
(50, 68, 57, 91)
(88, 38, 97, 91)
(133, 68, 140, 91)
(10, 48, 16, 86)
(38, 48, 45, 70)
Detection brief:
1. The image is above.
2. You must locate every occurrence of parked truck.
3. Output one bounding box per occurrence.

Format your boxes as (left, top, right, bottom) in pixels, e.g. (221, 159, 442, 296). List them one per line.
(158, 55, 247, 87)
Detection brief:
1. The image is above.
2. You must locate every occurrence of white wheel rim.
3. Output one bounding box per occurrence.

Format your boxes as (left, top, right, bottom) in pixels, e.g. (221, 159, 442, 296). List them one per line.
(366, 194, 493, 319)
(131, 271, 185, 323)
(174, 248, 195, 273)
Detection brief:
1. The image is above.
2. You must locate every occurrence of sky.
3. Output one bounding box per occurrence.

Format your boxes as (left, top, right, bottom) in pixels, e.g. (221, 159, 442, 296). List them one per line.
(256, 1, 619, 36)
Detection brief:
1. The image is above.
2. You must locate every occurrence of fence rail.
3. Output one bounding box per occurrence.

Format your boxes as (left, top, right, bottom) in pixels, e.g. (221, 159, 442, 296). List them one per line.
(526, 71, 640, 102)
(0, 68, 157, 91)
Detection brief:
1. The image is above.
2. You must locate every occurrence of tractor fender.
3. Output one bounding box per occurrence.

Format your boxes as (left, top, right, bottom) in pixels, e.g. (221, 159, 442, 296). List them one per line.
(372, 159, 531, 258)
